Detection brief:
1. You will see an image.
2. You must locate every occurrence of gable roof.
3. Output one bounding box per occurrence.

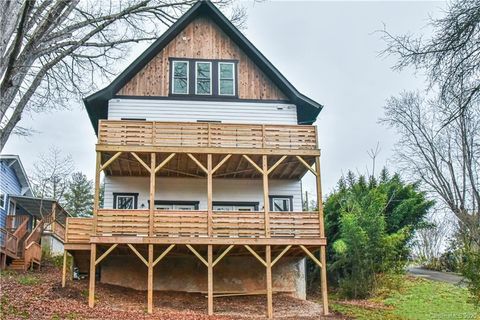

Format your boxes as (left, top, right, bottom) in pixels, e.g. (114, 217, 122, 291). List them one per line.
(84, 0, 323, 134)
(0, 155, 34, 197)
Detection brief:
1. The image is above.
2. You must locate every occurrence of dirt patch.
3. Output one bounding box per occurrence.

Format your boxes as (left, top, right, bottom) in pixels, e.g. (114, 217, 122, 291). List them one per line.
(1, 264, 343, 319)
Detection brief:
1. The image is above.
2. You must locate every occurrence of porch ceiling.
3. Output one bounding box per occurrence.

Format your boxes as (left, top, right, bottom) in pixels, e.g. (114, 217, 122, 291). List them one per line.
(101, 152, 316, 180)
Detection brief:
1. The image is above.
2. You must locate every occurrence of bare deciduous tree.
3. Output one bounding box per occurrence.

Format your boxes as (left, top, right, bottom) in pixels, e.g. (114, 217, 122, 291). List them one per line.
(0, 0, 245, 150)
(382, 91, 480, 246)
(30, 146, 74, 203)
(413, 212, 452, 268)
(380, 0, 480, 123)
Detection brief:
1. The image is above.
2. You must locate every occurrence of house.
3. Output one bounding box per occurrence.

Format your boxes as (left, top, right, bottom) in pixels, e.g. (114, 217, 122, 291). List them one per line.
(0, 155, 68, 270)
(63, 1, 328, 317)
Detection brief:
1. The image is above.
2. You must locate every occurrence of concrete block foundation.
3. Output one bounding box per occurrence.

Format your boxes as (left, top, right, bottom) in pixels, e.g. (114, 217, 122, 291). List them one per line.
(99, 255, 306, 299)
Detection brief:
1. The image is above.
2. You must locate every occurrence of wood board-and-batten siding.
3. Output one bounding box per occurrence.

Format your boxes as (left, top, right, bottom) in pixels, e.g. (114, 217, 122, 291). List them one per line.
(104, 176, 302, 212)
(117, 16, 287, 101)
(108, 99, 297, 124)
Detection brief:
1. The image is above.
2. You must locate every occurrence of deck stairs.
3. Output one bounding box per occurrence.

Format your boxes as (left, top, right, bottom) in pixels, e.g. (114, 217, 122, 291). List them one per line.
(4, 217, 44, 271)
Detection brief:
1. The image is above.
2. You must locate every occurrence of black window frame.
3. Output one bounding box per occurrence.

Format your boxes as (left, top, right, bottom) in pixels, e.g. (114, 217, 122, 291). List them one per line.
(113, 193, 139, 209)
(269, 195, 293, 212)
(149, 200, 200, 210)
(169, 58, 238, 98)
(0, 191, 6, 210)
(212, 201, 259, 211)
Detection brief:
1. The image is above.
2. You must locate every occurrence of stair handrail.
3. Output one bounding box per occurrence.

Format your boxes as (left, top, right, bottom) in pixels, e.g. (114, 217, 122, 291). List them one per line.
(25, 220, 44, 247)
(12, 217, 30, 242)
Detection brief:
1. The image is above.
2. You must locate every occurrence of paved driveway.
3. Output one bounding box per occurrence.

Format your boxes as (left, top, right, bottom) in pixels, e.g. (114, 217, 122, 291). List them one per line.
(407, 267, 465, 285)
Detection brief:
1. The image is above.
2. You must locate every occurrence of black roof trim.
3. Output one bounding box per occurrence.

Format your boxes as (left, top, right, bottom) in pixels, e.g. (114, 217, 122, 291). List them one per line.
(84, 0, 323, 134)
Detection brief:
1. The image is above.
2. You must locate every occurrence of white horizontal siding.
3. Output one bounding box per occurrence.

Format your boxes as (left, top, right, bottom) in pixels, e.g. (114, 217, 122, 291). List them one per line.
(108, 99, 298, 124)
(103, 177, 302, 211)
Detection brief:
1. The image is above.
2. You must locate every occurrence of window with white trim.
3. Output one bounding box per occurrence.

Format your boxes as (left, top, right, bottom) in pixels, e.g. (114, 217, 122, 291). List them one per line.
(195, 61, 212, 95)
(218, 62, 235, 96)
(172, 61, 189, 94)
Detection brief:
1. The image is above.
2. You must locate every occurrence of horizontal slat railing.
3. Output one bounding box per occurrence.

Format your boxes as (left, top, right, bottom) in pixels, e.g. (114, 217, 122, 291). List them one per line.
(97, 209, 149, 236)
(98, 120, 317, 150)
(270, 212, 321, 238)
(212, 211, 265, 238)
(53, 221, 66, 241)
(65, 211, 321, 243)
(66, 217, 93, 243)
(154, 210, 208, 237)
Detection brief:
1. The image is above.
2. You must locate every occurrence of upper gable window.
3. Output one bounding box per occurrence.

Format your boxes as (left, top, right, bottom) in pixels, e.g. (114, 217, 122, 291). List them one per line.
(219, 62, 235, 96)
(195, 62, 212, 95)
(170, 59, 237, 97)
(172, 61, 189, 94)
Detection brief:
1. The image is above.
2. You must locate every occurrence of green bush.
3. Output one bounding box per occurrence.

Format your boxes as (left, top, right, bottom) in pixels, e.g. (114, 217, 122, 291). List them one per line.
(315, 169, 433, 298)
(17, 274, 40, 286)
(461, 248, 480, 306)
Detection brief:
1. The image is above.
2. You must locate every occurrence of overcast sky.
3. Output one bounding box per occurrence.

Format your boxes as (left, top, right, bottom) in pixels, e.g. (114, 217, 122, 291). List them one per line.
(3, 0, 445, 197)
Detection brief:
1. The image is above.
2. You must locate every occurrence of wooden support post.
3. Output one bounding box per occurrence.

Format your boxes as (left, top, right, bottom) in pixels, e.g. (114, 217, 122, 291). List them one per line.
(148, 244, 154, 314)
(93, 152, 101, 234)
(314, 156, 325, 237)
(320, 246, 329, 315)
(262, 155, 270, 237)
(88, 244, 96, 308)
(149, 153, 156, 236)
(266, 245, 273, 319)
(207, 154, 213, 236)
(207, 245, 213, 315)
(314, 156, 329, 315)
(62, 250, 67, 287)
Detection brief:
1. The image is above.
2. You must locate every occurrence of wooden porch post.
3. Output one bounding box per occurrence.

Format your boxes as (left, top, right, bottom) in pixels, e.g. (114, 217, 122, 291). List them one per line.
(266, 245, 273, 319)
(207, 244, 213, 315)
(315, 156, 329, 315)
(148, 244, 154, 313)
(207, 155, 213, 315)
(207, 154, 213, 236)
(62, 250, 67, 287)
(51, 202, 57, 233)
(88, 243, 96, 308)
(93, 152, 102, 234)
(262, 155, 270, 237)
(149, 153, 156, 236)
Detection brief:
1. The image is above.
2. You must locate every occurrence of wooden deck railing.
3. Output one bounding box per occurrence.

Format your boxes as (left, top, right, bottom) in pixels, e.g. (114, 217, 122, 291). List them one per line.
(98, 120, 318, 150)
(0, 227, 18, 256)
(24, 242, 42, 267)
(6, 215, 29, 232)
(66, 210, 321, 243)
(66, 218, 93, 243)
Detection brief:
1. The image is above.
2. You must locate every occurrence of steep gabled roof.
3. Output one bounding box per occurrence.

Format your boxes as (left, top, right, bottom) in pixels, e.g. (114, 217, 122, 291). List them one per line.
(0, 154, 34, 197)
(84, 0, 323, 134)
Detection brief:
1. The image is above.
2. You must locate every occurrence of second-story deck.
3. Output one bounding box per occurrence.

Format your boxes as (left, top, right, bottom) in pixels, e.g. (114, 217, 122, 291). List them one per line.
(65, 119, 324, 249)
(65, 209, 324, 248)
(96, 120, 319, 156)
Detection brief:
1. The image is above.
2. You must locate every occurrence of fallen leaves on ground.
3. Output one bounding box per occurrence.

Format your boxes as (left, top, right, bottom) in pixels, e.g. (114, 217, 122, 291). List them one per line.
(1, 263, 343, 319)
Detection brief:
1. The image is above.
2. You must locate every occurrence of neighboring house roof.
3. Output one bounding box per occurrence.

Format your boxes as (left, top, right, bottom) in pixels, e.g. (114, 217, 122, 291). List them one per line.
(0, 155, 33, 197)
(9, 195, 70, 225)
(84, 0, 323, 134)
